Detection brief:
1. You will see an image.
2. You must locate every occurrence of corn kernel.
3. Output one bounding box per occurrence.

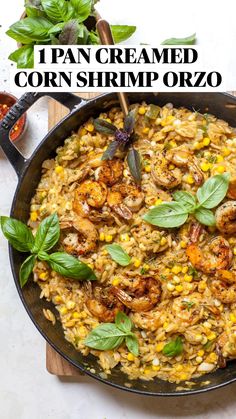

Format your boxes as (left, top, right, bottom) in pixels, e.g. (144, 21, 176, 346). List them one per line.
(216, 165, 225, 173)
(179, 373, 188, 380)
(180, 241, 187, 249)
(202, 137, 211, 146)
(118, 121, 124, 129)
(55, 295, 63, 304)
(86, 123, 94, 132)
(78, 326, 87, 337)
(173, 275, 180, 284)
(55, 165, 64, 174)
(198, 350, 204, 357)
(161, 115, 175, 126)
(39, 272, 48, 280)
(200, 162, 211, 172)
(105, 118, 112, 123)
(143, 263, 150, 271)
(30, 211, 38, 222)
(222, 147, 231, 157)
(196, 356, 203, 364)
(145, 165, 151, 173)
(102, 249, 108, 256)
(155, 198, 163, 206)
(133, 258, 141, 268)
(175, 285, 183, 292)
(176, 365, 183, 372)
(183, 274, 193, 283)
(193, 141, 204, 150)
(156, 342, 165, 352)
(152, 365, 160, 371)
(127, 353, 135, 361)
(171, 265, 182, 274)
(120, 233, 130, 242)
(144, 368, 151, 375)
(208, 352, 217, 362)
(112, 277, 120, 286)
(66, 301, 76, 310)
(60, 306, 68, 315)
(216, 155, 224, 163)
(167, 282, 175, 291)
(138, 106, 146, 115)
(163, 321, 169, 329)
(105, 234, 113, 243)
(99, 232, 105, 241)
(182, 266, 188, 273)
(160, 237, 167, 246)
(186, 175, 194, 184)
(169, 140, 177, 148)
(168, 164, 175, 170)
(207, 332, 216, 341)
(142, 127, 149, 134)
(229, 237, 236, 244)
(233, 248, 236, 256)
(198, 281, 207, 291)
(230, 313, 236, 323)
(80, 127, 87, 136)
(72, 311, 80, 319)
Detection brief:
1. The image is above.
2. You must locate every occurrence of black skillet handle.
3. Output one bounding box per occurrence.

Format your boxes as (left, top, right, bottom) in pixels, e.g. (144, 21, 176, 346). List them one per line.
(0, 92, 84, 178)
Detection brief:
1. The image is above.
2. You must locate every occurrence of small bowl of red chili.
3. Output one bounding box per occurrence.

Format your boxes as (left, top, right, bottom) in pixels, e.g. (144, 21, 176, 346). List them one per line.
(0, 92, 27, 142)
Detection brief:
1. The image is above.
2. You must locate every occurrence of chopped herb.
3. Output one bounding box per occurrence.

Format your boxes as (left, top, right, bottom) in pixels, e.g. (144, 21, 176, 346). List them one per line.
(182, 300, 195, 310)
(188, 265, 198, 278)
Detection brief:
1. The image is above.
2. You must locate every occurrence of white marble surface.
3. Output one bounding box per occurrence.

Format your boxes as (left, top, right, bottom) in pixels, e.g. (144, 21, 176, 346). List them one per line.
(1, 1, 236, 418)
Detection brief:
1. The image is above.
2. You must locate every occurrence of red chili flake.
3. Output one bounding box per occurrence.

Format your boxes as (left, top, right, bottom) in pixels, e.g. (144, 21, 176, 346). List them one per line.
(0, 103, 25, 141)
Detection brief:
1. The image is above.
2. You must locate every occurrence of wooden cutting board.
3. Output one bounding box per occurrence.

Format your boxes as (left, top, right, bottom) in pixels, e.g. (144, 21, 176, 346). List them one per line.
(46, 91, 236, 377)
(46, 92, 98, 377)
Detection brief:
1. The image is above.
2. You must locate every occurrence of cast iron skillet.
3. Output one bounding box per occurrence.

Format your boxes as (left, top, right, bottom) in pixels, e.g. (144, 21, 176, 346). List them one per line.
(1, 91, 236, 396)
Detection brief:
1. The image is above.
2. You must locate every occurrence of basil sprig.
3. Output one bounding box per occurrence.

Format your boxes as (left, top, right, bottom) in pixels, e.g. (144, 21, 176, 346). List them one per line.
(94, 110, 142, 183)
(161, 33, 196, 45)
(143, 173, 230, 228)
(84, 311, 139, 356)
(105, 244, 131, 266)
(0, 213, 96, 288)
(162, 336, 183, 357)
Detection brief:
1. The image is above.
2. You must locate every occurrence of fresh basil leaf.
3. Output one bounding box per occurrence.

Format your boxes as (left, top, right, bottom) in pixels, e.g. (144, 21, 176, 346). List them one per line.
(196, 173, 230, 209)
(84, 323, 125, 350)
(94, 118, 117, 135)
(25, 5, 47, 18)
(38, 251, 50, 261)
(58, 19, 79, 44)
(194, 207, 216, 226)
(146, 104, 160, 119)
(143, 202, 188, 228)
(41, 0, 69, 22)
(50, 34, 60, 45)
(124, 109, 136, 135)
(161, 33, 196, 45)
(173, 190, 196, 212)
(115, 311, 132, 333)
(88, 30, 99, 45)
(127, 148, 142, 184)
(32, 213, 60, 253)
(0, 216, 34, 252)
(110, 25, 136, 43)
(77, 23, 89, 44)
(7, 17, 53, 43)
(125, 334, 139, 356)
(105, 244, 131, 267)
(101, 141, 120, 161)
(162, 336, 183, 357)
(19, 254, 36, 288)
(48, 22, 66, 35)
(70, 0, 92, 23)
(48, 252, 97, 280)
(9, 45, 34, 68)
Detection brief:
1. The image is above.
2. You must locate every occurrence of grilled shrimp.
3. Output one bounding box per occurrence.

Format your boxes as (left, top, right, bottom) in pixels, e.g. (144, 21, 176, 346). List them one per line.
(151, 152, 182, 189)
(73, 180, 107, 217)
(186, 236, 233, 274)
(61, 215, 98, 255)
(111, 277, 161, 312)
(86, 285, 124, 322)
(166, 149, 204, 186)
(209, 269, 236, 304)
(215, 201, 236, 235)
(227, 177, 236, 199)
(107, 183, 144, 220)
(130, 311, 161, 331)
(96, 158, 124, 186)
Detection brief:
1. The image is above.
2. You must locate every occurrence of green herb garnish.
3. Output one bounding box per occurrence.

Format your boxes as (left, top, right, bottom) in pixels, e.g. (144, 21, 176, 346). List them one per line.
(182, 300, 195, 310)
(143, 173, 230, 229)
(7, 0, 136, 68)
(162, 336, 183, 357)
(95, 110, 142, 183)
(0, 213, 96, 288)
(161, 33, 196, 45)
(105, 243, 131, 266)
(84, 311, 139, 355)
